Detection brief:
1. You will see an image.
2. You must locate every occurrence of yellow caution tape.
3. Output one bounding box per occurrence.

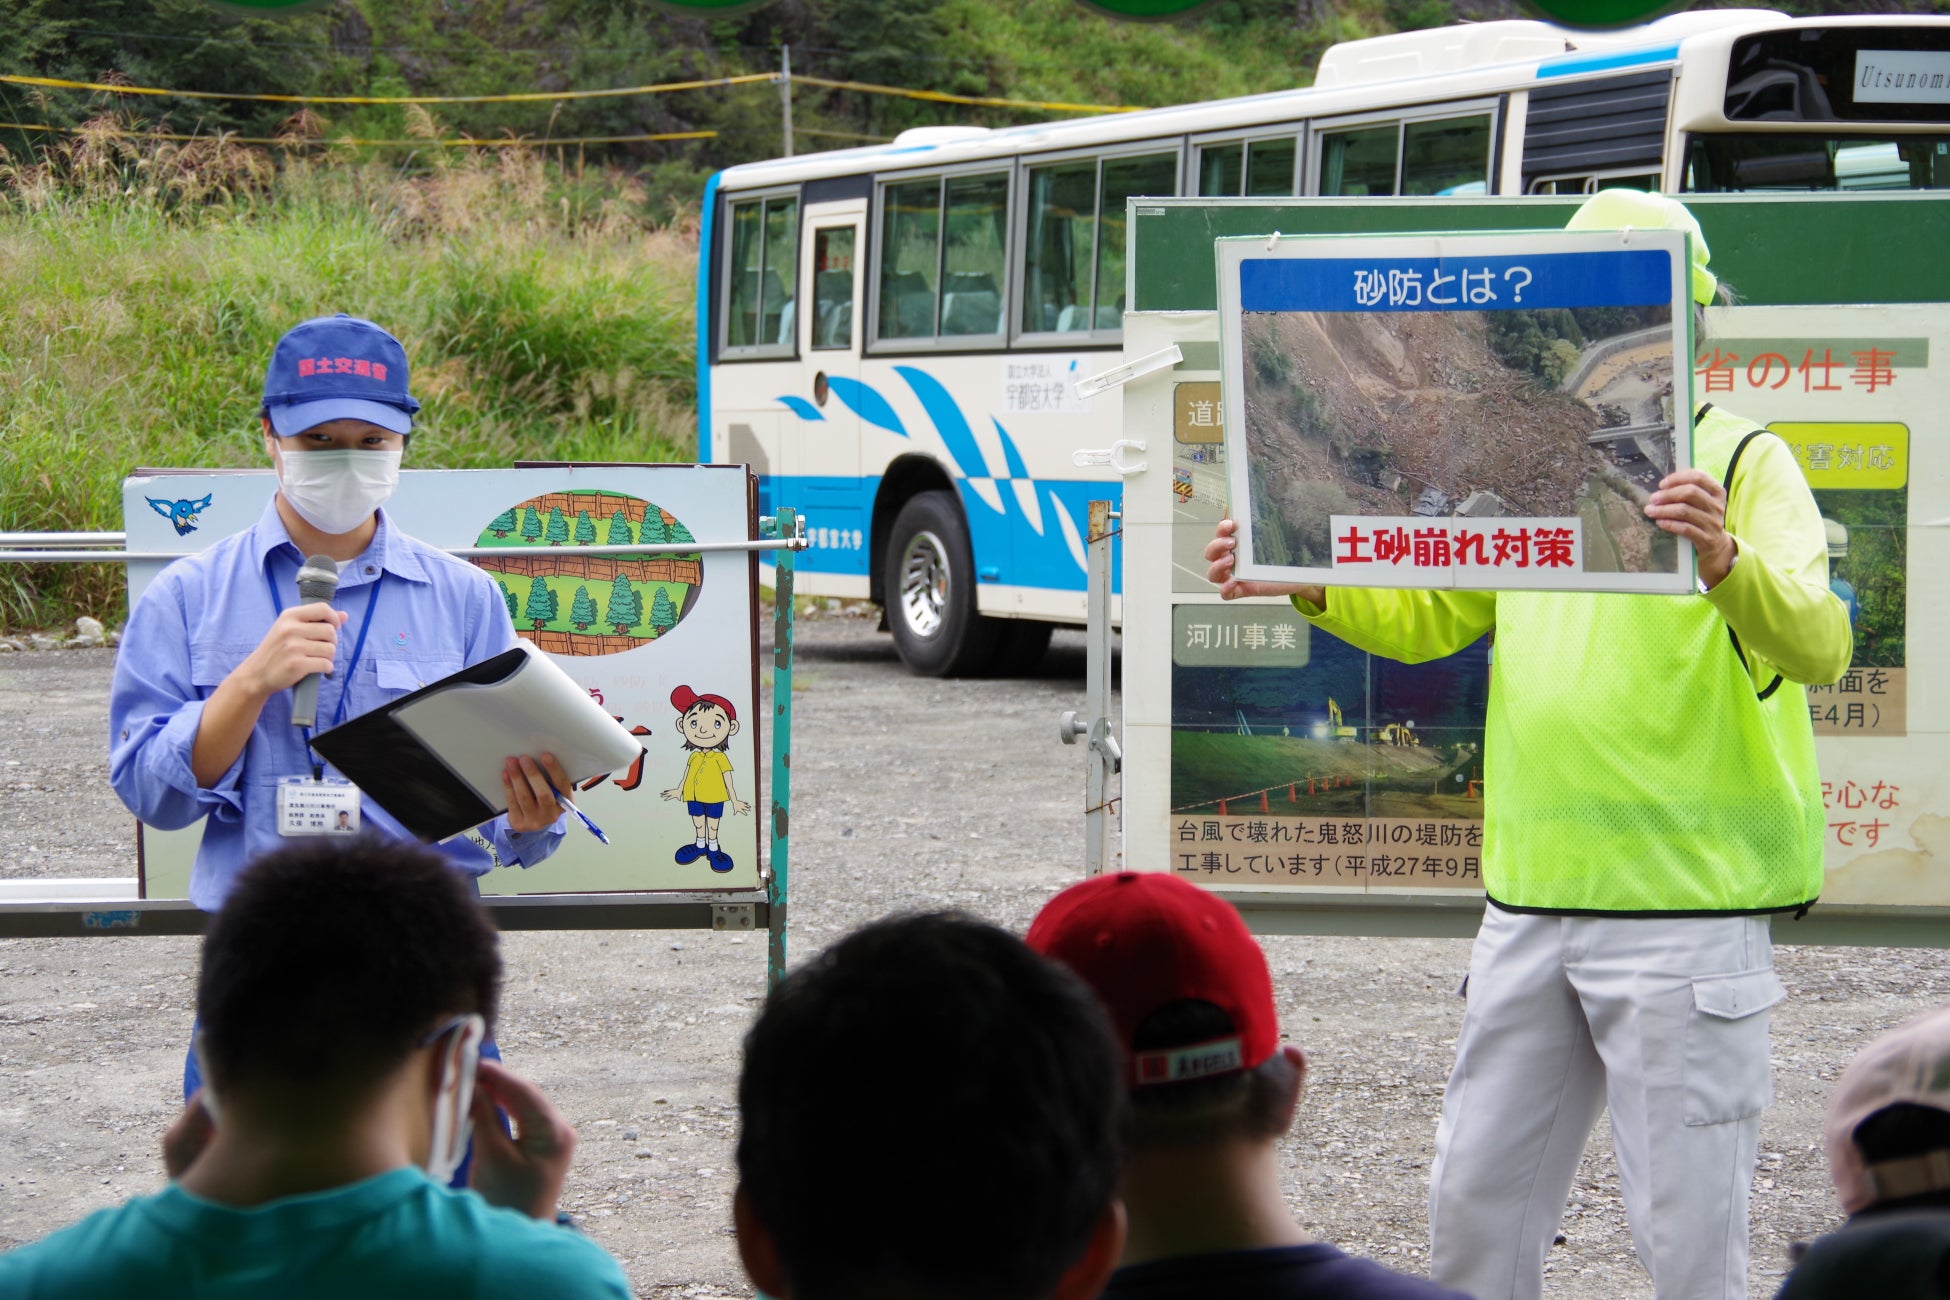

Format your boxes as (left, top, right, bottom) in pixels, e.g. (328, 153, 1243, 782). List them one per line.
(0, 120, 716, 146)
(2, 68, 1142, 116)
(791, 74, 1140, 114)
(793, 126, 894, 144)
(0, 71, 774, 106)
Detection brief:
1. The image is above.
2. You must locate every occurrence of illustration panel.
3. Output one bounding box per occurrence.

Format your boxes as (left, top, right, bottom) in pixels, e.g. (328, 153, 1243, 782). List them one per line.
(123, 465, 763, 898)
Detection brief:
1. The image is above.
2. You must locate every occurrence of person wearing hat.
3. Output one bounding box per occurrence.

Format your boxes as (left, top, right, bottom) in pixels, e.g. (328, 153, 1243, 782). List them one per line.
(109, 314, 572, 1103)
(1774, 1006, 1950, 1298)
(1028, 871, 1468, 1299)
(1205, 190, 1851, 1299)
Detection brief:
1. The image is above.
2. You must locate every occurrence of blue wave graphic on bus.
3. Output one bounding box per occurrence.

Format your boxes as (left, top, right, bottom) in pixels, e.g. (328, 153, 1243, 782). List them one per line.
(774, 370, 1101, 587)
(775, 395, 823, 421)
(826, 375, 907, 438)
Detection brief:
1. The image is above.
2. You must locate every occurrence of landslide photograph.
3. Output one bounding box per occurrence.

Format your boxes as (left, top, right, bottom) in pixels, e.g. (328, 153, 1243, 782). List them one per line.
(1239, 304, 1680, 577)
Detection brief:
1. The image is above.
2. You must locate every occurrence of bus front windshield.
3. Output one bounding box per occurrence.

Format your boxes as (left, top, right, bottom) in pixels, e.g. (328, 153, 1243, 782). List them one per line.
(1684, 133, 1950, 192)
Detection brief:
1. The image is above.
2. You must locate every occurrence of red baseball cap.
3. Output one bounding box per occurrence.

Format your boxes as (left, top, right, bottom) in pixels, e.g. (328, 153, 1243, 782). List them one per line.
(670, 684, 736, 723)
(1027, 872, 1278, 1089)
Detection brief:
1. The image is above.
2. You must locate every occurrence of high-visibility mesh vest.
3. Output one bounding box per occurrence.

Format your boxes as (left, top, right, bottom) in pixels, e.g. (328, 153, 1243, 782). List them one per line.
(1482, 406, 1826, 914)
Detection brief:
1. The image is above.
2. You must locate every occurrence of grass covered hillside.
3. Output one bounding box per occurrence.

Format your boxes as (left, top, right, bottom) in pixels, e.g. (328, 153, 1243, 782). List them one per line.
(0, 134, 693, 627)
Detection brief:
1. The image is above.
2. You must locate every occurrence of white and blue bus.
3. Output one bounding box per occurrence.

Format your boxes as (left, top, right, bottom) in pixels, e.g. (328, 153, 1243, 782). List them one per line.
(700, 9, 1950, 674)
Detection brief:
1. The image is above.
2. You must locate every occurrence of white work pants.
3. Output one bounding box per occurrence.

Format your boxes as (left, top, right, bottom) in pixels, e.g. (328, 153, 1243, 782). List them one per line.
(1427, 905, 1785, 1300)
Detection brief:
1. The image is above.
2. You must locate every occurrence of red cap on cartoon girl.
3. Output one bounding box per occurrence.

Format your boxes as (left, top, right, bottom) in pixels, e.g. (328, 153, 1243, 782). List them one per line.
(671, 685, 737, 722)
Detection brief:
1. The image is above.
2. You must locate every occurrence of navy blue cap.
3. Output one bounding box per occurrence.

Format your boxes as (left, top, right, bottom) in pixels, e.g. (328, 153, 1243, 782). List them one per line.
(263, 314, 422, 437)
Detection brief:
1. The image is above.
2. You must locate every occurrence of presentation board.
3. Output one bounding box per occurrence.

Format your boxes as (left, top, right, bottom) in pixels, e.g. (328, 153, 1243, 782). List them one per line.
(1217, 229, 1695, 594)
(1119, 194, 1950, 935)
(124, 464, 764, 899)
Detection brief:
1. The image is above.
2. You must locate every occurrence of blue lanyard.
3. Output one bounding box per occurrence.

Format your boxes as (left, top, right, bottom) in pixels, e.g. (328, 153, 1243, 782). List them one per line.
(269, 563, 385, 770)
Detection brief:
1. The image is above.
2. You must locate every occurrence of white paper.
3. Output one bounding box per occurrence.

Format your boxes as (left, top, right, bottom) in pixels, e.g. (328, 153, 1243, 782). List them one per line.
(393, 642, 645, 804)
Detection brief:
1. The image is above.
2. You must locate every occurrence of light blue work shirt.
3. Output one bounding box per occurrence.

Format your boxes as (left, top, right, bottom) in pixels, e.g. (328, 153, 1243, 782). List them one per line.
(109, 498, 565, 910)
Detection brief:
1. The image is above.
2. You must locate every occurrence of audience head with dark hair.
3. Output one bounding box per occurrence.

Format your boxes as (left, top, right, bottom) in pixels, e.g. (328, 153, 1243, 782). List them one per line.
(197, 833, 501, 1108)
(1028, 872, 1469, 1300)
(734, 910, 1128, 1300)
(0, 837, 631, 1298)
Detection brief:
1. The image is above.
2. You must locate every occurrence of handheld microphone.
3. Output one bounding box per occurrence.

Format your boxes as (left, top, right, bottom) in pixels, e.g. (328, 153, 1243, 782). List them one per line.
(289, 554, 340, 729)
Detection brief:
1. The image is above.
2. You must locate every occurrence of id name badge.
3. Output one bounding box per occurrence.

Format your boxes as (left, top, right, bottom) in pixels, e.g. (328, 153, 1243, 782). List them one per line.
(277, 776, 362, 836)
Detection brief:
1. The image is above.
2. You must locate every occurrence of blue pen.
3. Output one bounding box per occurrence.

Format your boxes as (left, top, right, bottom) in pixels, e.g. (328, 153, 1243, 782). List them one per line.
(545, 778, 610, 845)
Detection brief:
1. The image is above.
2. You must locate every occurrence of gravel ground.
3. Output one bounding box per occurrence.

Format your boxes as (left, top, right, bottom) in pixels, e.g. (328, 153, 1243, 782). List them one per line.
(3, 617, 1945, 1298)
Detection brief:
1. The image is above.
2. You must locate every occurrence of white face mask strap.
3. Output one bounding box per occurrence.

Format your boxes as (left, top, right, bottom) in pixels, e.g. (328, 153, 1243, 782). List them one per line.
(192, 1039, 222, 1123)
(424, 1013, 486, 1185)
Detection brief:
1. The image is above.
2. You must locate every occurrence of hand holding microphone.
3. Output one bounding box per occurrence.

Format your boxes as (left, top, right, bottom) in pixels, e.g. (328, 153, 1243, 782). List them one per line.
(288, 555, 341, 728)
(233, 555, 346, 714)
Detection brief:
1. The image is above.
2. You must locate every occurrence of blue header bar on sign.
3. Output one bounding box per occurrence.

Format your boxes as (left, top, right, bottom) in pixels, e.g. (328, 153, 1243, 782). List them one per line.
(1238, 250, 1673, 313)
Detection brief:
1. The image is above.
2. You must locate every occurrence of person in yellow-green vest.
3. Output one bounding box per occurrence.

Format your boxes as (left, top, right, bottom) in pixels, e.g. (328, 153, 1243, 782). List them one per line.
(1205, 189, 1850, 1300)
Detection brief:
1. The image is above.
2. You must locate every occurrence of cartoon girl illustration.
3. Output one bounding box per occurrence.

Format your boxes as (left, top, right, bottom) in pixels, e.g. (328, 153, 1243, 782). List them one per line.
(661, 685, 751, 872)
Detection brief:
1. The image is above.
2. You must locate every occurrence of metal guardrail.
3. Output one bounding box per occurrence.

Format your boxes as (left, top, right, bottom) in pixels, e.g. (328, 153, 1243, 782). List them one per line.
(0, 538, 809, 563)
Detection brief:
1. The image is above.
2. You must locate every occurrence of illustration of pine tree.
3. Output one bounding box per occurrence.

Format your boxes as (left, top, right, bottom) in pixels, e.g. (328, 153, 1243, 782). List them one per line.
(488, 508, 518, 539)
(574, 511, 597, 545)
(570, 585, 598, 631)
(520, 507, 543, 543)
(667, 518, 697, 556)
(650, 586, 678, 634)
(639, 511, 668, 546)
(606, 511, 633, 545)
(522, 576, 558, 631)
(605, 575, 639, 635)
(498, 581, 518, 624)
(545, 507, 569, 546)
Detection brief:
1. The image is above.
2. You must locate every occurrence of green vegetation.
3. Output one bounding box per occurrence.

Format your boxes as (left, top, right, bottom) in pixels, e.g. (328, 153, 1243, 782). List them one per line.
(0, 138, 693, 627)
(1488, 306, 1669, 388)
(0, 0, 1390, 189)
(1820, 488, 1906, 668)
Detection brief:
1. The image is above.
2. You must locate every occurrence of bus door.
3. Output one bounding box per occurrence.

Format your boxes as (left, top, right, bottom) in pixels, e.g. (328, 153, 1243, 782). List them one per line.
(794, 203, 869, 586)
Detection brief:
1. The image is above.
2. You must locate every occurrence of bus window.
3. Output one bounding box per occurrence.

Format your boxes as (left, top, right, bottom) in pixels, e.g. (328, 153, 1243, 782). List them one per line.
(1245, 137, 1298, 196)
(726, 201, 764, 348)
(724, 194, 798, 354)
(1320, 124, 1397, 196)
(1684, 133, 1950, 192)
(1199, 143, 1244, 196)
(1402, 115, 1491, 195)
(812, 227, 855, 351)
(1095, 153, 1176, 330)
(763, 198, 799, 346)
(941, 173, 1009, 337)
(1526, 172, 1658, 196)
(1024, 160, 1098, 334)
(878, 180, 941, 340)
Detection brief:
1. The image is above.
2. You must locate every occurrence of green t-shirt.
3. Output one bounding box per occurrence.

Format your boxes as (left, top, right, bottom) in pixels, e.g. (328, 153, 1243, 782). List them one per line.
(0, 1167, 632, 1300)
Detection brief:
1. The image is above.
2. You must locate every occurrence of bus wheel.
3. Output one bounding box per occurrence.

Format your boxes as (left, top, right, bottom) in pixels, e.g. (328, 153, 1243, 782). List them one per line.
(885, 490, 999, 677)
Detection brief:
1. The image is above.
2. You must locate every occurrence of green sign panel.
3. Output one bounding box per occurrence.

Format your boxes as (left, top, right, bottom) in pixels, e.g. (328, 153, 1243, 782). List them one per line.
(1520, 0, 1684, 27)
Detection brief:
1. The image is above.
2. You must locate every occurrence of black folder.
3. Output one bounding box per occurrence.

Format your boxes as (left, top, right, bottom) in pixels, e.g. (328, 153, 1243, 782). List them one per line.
(309, 648, 530, 842)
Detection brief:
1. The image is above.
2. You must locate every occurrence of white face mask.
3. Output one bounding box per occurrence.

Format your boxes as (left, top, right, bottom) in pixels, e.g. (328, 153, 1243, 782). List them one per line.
(276, 448, 402, 535)
(424, 1014, 486, 1186)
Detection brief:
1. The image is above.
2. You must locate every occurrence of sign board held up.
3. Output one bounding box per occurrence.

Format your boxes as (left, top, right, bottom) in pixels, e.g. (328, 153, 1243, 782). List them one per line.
(1218, 230, 1695, 595)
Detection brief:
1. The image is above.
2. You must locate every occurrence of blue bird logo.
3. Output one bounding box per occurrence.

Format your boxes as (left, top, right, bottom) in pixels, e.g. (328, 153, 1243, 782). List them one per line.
(147, 494, 213, 537)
